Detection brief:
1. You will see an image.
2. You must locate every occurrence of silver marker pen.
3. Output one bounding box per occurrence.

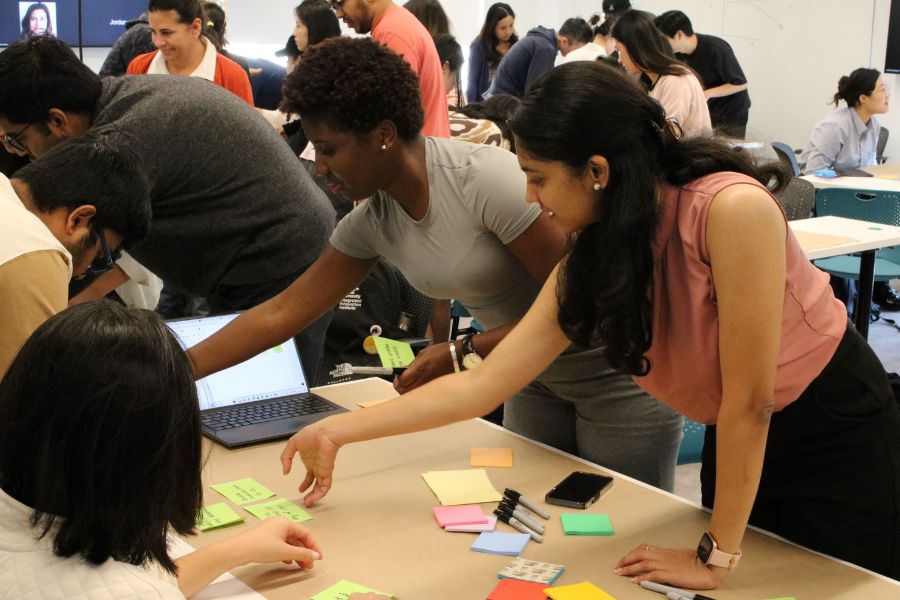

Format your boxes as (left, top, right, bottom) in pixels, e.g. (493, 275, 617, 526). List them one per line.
(499, 500, 546, 534)
(493, 509, 543, 543)
(503, 488, 550, 519)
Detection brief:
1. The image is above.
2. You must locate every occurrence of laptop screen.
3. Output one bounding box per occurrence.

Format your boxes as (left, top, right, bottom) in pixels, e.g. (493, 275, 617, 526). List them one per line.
(166, 313, 309, 411)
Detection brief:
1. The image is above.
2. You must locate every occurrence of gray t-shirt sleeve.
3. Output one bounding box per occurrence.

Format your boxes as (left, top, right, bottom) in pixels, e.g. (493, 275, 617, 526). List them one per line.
(330, 201, 382, 260)
(463, 146, 541, 244)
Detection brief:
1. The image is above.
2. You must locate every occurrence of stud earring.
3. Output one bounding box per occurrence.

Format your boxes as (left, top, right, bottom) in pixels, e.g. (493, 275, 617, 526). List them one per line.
(381, 144, 388, 151)
(593, 183, 601, 191)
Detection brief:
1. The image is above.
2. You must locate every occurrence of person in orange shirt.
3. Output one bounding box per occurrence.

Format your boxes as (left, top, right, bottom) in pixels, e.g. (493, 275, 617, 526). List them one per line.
(127, 0, 252, 105)
(331, 0, 449, 137)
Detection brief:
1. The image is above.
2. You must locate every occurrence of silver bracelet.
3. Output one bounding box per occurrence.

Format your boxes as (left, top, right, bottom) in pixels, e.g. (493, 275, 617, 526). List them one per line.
(448, 341, 461, 373)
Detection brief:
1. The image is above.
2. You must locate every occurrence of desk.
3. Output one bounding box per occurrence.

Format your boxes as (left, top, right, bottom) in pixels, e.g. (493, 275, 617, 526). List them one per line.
(801, 162, 900, 191)
(791, 216, 900, 338)
(188, 378, 900, 599)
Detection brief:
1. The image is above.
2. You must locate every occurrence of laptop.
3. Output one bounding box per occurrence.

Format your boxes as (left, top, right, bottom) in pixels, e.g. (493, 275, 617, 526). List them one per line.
(166, 313, 347, 448)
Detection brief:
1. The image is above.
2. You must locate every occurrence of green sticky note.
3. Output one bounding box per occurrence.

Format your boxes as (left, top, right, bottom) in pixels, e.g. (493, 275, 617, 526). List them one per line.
(311, 579, 394, 600)
(210, 477, 275, 505)
(244, 497, 312, 523)
(560, 513, 614, 536)
(273, 345, 283, 353)
(197, 502, 244, 531)
(373, 336, 415, 368)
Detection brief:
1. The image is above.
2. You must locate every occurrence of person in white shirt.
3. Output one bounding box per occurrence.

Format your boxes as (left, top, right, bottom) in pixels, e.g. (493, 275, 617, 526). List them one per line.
(0, 301, 324, 599)
(556, 17, 606, 65)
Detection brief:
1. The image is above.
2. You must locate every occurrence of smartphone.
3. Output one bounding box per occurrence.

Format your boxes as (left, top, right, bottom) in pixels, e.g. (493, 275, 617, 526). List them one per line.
(545, 471, 614, 509)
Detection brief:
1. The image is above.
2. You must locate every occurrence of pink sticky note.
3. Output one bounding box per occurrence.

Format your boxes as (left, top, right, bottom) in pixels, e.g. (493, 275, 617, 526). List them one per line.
(445, 515, 498, 532)
(433, 505, 490, 528)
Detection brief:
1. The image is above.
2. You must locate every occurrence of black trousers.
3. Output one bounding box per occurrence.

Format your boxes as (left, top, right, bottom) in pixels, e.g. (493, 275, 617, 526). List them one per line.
(701, 323, 900, 579)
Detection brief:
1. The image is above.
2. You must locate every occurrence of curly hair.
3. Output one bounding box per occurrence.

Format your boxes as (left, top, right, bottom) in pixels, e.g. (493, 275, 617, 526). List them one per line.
(281, 37, 424, 141)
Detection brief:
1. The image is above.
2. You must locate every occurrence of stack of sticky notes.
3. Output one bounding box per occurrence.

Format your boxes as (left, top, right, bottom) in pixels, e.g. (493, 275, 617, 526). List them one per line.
(560, 513, 614, 536)
(545, 581, 616, 600)
(421, 469, 503, 506)
(433, 505, 497, 532)
(487, 578, 548, 600)
(470, 447, 514, 468)
(470, 531, 531, 556)
(311, 579, 395, 600)
(498, 557, 566, 585)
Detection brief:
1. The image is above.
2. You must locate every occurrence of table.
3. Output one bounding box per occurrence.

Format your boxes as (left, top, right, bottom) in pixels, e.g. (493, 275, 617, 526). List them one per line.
(188, 378, 900, 599)
(801, 162, 900, 191)
(791, 216, 900, 338)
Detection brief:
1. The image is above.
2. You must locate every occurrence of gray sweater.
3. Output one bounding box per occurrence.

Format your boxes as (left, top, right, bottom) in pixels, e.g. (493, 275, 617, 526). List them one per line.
(92, 75, 334, 297)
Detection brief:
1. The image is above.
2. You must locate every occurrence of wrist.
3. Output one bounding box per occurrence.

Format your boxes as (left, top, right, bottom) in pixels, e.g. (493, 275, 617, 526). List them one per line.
(208, 536, 249, 569)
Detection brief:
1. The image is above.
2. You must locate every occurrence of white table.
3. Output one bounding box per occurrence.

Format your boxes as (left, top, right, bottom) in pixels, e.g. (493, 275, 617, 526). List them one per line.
(791, 216, 900, 337)
(801, 162, 900, 191)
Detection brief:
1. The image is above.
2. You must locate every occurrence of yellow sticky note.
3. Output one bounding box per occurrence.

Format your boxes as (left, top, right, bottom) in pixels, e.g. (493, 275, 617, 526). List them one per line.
(471, 447, 514, 468)
(211, 477, 275, 505)
(421, 469, 503, 506)
(373, 337, 415, 368)
(545, 581, 616, 600)
(196, 503, 244, 531)
(244, 498, 312, 523)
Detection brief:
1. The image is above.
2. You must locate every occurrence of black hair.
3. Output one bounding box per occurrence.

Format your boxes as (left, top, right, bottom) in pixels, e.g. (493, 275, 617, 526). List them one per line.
(476, 2, 518, 68)
(295, 0, 341, 48)
(203, 1, 227, 49)
(602, 0, 631, 14)
(612, 10, 696, 89)
(455, 94, 520, 150)
(510, 61, 788, 375)
(0, 301, 203, 573)
(14, 131, 152, 249)
(282, 37, 424, 141)
(593, 18, 612, 39)
(21, 2, 53, 38)
(654, 10, 694, 38)
(559, 18, 592, 45)
(834, 67, 881, 108)
(434, 33, 464, 106)
(0, 37, 101, 124)
(403, 0, 450, 36)
(148, 0, 205, 24)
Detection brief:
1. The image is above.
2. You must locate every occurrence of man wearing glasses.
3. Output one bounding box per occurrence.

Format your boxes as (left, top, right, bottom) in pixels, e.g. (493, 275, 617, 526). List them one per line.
(0, 133, 150, 376)
(0, 37, 336, 380)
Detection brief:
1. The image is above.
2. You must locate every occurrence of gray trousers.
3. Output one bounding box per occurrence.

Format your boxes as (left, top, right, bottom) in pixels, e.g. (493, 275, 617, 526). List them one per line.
(503, 345, 683, 492)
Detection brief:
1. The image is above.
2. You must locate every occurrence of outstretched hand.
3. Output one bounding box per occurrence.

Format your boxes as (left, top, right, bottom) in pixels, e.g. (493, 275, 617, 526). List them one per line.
(281, 422, 341, 507)
(615, 544, 725, 590)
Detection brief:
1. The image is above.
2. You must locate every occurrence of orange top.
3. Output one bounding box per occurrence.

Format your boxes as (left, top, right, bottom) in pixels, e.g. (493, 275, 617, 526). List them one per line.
(371, 4, 450, 138)
(126, 50, 253, 106)
(635, 172, 847, 424)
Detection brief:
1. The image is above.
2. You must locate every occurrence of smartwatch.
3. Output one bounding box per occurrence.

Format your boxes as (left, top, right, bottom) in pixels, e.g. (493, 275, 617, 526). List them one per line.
(697, 531, 741, 569)
(461, 334, 483, 370)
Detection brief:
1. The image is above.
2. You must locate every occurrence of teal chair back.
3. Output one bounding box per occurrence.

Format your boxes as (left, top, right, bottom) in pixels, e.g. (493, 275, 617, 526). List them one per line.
(677, 419, 706, 465)
(815, 187, 900, 225)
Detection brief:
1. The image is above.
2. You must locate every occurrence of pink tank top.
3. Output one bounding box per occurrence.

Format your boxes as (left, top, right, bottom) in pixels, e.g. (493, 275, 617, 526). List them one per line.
(634, 172, 846, 424)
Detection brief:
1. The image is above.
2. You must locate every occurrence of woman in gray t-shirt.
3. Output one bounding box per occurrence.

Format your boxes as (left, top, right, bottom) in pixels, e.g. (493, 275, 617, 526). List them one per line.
(188, 37, 682, 490)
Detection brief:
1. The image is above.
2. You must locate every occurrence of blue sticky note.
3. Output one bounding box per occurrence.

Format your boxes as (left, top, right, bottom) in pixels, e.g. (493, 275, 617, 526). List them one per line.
(813, 168, 837, 179)
(471, 531, 531, 556)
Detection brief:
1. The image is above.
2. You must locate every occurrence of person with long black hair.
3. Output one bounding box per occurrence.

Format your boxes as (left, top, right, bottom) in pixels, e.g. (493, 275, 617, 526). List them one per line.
(467, 2, 517, 103)
(612, 10, 710, 136)
(0, 302, 323, 597)
(281, 60, 900, 589)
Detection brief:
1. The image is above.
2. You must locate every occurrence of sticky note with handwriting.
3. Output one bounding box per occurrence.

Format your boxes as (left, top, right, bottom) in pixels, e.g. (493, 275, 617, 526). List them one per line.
(373, 337, 415, 368)
(196, 503, 243, 531)
(244, 498, 312, 523)
(210, 477, 275, 505)
(310, 579, 394, 600)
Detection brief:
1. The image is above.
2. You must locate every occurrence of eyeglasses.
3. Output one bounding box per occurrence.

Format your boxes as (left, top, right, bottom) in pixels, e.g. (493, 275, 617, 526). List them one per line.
(81, 222, 122, 279)
(1, 123, 31, 153)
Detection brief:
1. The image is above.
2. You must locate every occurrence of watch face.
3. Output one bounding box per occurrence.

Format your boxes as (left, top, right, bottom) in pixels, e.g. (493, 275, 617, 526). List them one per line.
(462, 353, 483, 370)
(697, 532, 714, 563)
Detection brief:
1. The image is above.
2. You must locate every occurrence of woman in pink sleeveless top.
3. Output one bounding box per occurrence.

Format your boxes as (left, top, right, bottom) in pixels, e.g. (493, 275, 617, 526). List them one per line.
(281, 61, 900, 590)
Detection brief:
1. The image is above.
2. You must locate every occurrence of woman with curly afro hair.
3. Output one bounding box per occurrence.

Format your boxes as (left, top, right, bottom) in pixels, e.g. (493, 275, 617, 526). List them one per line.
(188, 37, 683, 493)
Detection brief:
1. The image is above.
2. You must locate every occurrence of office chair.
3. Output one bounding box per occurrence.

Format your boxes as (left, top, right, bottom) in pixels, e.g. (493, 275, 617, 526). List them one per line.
(877, 126, 890, 164)
(774, 177, 815, 221)
(771, 141, 802, 177)
(677, 419, 705, 465)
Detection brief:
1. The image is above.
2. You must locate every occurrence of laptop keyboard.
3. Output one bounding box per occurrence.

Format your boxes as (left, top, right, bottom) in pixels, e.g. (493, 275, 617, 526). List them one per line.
(202, 396, 336, 431)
